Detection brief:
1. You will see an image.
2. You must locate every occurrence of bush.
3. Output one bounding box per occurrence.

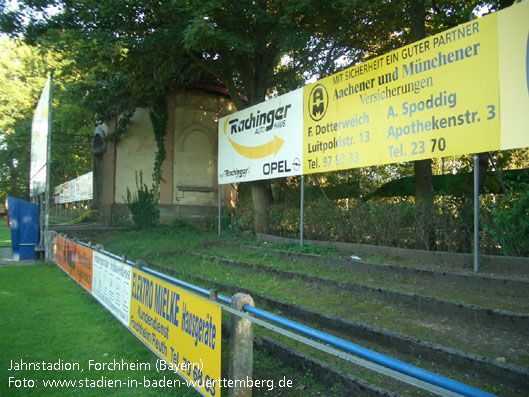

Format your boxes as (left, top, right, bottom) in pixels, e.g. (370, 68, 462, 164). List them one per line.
(265, 196, 515, 255)
(229, 182, 526, 256)
(124, 171, 160, 230)
(485, 184, 529, 256)
(270, 198, 417, 246)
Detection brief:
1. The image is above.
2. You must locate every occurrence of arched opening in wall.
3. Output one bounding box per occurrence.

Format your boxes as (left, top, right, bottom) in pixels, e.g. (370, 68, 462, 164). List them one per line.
(176, 128, 215, 198)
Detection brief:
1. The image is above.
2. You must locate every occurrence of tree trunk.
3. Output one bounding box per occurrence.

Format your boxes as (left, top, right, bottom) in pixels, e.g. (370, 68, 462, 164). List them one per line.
(245, 69, 275, 234)
(251, 179, 274, 234)
(414, 159, 434, 249)
(409, 0, 434, 249)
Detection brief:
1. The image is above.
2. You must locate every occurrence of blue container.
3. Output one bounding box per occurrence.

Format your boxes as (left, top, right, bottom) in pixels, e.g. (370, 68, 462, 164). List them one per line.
(7, 196, 39, 260)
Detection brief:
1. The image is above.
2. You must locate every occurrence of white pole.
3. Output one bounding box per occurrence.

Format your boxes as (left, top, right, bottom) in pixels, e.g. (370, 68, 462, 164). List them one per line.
(44, 73, 53, 261)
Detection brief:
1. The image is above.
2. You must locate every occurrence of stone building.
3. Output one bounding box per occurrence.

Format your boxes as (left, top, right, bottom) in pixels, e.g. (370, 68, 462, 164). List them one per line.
(93, 85, 236, 225)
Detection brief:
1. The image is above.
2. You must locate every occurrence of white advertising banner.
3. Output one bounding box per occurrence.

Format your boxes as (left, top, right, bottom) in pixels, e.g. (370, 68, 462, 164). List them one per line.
(60, 182, 70, 203)
(92, 251, 132, 327)
(218, 88, 303, 184)
(80, 172, 93, 200)
(72, 178, 81, 202)
(56, 172, 93, 203)
(29, 76, 51, 197)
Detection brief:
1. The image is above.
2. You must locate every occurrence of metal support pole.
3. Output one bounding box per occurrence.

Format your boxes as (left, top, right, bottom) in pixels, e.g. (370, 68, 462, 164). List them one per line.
(300, 175, 305, 247)
(44, 73, 53, 262)
(228, 293, 254, 397)
(473, 154, 479, 273)
(218, 184, 222, 236)
(39, 195, 43, 246)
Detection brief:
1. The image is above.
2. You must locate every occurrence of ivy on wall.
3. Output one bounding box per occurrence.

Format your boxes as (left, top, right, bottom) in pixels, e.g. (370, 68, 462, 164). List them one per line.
(149, 94, 168, 187)
(106, 110, 136, 143)
(122, 94, 167, 229)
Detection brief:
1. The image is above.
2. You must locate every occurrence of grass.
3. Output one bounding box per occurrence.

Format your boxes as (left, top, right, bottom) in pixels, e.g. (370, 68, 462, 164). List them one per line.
(1, 263, 198, 397)
(0, 216, 11, 248)
(86, 221, 220, 258)
(1, 257, 335, 397)
(202, 245, 529, 314)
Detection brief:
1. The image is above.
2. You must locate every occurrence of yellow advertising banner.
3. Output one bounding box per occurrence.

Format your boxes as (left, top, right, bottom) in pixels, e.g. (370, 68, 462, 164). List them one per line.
(498, 1, 529, 150)
(303, 3, 529, 174)
(129, 268, 221, 396)
(55, 236, 93, 292)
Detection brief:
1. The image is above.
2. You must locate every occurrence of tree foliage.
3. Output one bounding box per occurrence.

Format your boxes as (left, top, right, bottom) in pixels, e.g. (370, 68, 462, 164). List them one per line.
(0, 37, 92, 203)
(2, 1, 210, 142)
(1, 0, 524, 236)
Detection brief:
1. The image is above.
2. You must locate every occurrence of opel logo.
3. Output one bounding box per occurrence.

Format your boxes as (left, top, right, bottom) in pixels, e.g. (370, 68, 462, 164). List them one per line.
(292, 157, 301, 171)
(308, 83, 328, 121)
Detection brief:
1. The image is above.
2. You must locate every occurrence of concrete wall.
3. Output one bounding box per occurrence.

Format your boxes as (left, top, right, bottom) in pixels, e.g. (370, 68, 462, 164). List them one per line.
(173, 92, 218, 206)
(256, 233, 529, 271)
(171, 91, 235, 210)
(115, 108, 157, 204)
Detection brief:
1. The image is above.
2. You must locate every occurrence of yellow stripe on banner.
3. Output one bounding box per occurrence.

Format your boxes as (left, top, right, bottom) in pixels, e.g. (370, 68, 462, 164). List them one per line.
(226, 134, 285, 159)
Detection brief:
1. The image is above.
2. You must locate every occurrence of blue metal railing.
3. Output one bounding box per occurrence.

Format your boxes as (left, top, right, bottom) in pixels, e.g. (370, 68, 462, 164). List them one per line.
(136, 263, 493, 397)
(78, 241, 494, 397)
